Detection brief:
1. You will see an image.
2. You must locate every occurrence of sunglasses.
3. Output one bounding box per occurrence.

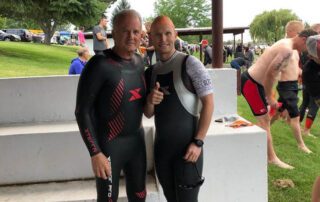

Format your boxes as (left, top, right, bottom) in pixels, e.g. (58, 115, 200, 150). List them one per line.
(178, 162, 205, 190)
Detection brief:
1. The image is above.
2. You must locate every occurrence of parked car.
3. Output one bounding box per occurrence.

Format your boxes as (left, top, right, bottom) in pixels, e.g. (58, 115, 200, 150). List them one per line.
(2, 29, 32, 42)
(0, 30, 21, 41)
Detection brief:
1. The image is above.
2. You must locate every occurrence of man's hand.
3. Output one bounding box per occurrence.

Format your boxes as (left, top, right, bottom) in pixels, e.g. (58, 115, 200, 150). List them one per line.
(91, 152, 111, 179)
(267, 97, 278, 110)
(184, 143, 202, 163)
(147, 82, 164, 105)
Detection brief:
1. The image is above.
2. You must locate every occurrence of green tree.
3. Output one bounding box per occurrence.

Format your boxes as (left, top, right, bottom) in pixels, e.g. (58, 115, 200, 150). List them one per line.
(0, 17, 6, 29)
(110, 0, 131, 28)
(154, 0, 211, 28)
(0, 0, 115, 44)
(154, 0, 211, 43)
(250, 9, 299, 44)
(0, 17, 41, 30)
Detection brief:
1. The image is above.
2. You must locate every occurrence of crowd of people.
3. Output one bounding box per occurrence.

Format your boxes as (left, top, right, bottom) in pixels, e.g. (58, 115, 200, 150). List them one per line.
(240, 20, 320, 201)
(70, 9, 320, 201)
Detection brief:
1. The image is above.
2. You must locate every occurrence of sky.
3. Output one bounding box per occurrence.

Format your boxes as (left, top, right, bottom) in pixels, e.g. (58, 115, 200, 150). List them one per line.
(107, 0, 319, 42)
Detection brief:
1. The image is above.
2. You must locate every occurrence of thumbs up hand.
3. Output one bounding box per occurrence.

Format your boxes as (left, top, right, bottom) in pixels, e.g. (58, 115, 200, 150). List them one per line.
(147, 82, 164, 105)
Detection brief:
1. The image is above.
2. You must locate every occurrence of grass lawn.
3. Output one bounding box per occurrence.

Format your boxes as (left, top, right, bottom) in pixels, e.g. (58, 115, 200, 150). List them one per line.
(238, 95, 320, 202)
(1, 42, 319, 201)
(0, 41, 78, 77)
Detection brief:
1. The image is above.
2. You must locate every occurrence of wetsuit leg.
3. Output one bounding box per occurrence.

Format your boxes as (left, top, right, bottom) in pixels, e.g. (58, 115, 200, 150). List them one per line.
(154, 142, 177, 202)
(123, 130, 147, 202)
(307, 96, 319, 121)
(96, 129, 146, 202)
(155, 141, 203, 202)
(175, 152, 203, 202)
(96, 155, 121, 202)
(299, 88, 310, 122)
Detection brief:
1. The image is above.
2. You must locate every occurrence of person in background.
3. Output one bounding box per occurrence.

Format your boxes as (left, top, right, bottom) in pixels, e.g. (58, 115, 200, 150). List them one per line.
(244, 46, 254, 68)
(241, 29, 317, 169)
(145, 21, 156, 66)
(78, 26, 86, 47)
(270, 20, 312, 154)
(203, 44, 212, 65)
(299, 23, 320, 136)
(93, 15, 109, 55)
(68, 47, 90, 75)
(230, 57, 247, 70)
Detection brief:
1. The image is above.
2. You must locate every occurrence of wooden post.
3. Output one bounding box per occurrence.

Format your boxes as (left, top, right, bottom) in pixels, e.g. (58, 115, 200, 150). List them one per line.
(212, 0, 223, 68)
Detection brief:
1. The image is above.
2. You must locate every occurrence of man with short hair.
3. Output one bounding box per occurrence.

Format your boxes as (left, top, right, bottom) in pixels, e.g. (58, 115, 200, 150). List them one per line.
(271, 20, 312, 154)
(304, 34, 320, 106)
(75, 9, 147, 202)
(144, 15, 213, 202)
(68, 47, 90, 75)
(299, 24, 320, 136)
(93, 15, 109, 55)
(241, 29, 317, 169)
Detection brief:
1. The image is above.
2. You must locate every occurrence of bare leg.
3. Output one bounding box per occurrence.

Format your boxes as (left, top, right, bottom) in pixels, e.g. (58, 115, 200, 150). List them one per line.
(302, 128, 317, 138)
(303, 118, 317, 138)
(270, 110, 280, 124)
(289, 116, 312, 153)
(312, 176, 320, 202)
(256, 114, 294, 169)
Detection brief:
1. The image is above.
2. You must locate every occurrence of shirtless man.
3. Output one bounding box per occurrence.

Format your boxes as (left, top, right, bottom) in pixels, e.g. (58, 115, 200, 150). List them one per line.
(241, 29, 317, 169)
(271, 20, 312, 153)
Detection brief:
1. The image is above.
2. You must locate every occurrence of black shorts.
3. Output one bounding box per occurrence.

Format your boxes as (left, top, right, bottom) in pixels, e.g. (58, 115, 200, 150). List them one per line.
(277, 81, 299, 118)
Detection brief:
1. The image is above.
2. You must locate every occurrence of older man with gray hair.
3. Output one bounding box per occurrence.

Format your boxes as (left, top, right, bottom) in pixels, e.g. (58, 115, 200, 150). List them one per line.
(75, 9, 147, 202)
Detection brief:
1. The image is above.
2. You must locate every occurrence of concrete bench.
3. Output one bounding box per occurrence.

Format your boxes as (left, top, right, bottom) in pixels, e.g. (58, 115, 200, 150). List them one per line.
(0, 121, 155, 185)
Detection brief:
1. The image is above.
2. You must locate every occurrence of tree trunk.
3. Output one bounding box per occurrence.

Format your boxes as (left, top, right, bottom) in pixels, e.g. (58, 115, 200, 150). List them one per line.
(40, 20, 57, 45)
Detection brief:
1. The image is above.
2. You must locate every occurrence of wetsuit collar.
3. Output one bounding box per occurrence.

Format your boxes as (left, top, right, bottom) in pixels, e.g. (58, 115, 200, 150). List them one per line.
(110, 48, 133, 62)
(159, 51, 178, 64)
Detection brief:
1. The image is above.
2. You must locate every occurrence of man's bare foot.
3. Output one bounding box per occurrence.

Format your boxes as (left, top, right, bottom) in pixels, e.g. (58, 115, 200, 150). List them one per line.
(298, 145, 312, 153)
(302, 131, 317, 138)
(268, 159, 294, 169)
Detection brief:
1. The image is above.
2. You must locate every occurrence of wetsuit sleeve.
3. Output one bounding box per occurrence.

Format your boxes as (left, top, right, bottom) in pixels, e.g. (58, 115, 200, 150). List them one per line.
(75, 56, 106, 156)
(186, 55, 213, 97)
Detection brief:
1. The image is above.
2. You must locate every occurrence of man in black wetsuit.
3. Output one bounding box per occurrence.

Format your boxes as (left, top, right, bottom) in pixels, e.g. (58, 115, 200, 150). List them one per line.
(144, 16, 214, 202)
(304, 34, 320, 107)
(75, 9, 147, 202)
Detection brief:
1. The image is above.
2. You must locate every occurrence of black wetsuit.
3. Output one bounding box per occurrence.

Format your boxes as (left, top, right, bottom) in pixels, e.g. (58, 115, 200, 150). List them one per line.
(145, 52, 203, 202)
(303, 59, 320, 107)
(299, 52, 319, 123)
(75, 49, 147, 202)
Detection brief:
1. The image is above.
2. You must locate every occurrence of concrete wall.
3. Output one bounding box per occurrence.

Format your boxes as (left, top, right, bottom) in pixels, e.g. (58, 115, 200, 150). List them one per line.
(0, 76, 79, 124)
(208, 68, 237, 117)
(200, 123, 267, 202)
(0, 123, 155, 185)
(0, 68, 236, 124)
